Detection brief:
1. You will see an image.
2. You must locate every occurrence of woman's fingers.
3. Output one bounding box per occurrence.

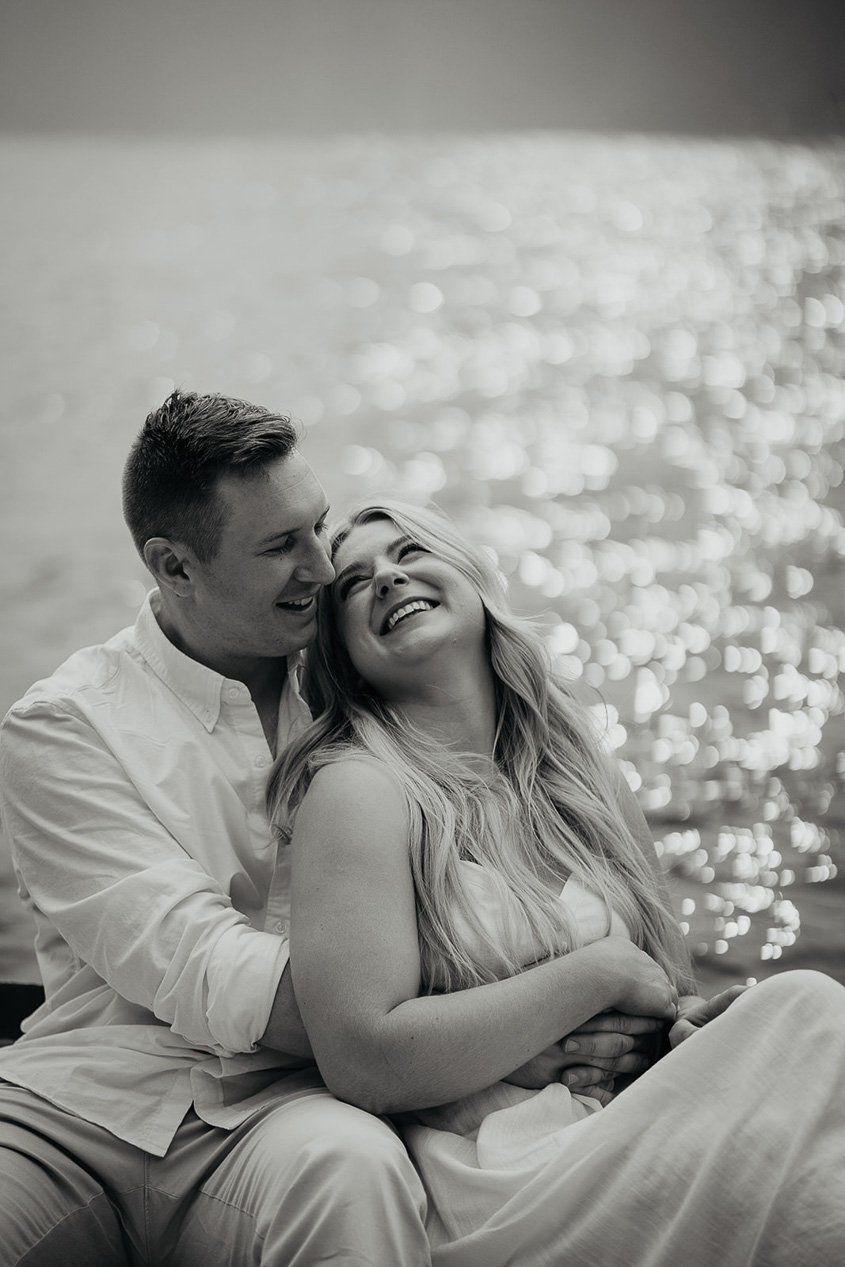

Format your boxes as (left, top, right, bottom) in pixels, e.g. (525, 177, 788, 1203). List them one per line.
(668, 1019, 698, 1048)
(669, 983, 750, 1048)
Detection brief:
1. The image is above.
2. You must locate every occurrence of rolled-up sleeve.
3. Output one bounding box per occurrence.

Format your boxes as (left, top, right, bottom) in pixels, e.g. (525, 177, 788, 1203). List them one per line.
(0, 699, 288, 1055)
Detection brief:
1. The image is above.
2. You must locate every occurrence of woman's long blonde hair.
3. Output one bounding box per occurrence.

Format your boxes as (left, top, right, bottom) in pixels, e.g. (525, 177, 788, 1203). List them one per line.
(269, 498, 694, 994)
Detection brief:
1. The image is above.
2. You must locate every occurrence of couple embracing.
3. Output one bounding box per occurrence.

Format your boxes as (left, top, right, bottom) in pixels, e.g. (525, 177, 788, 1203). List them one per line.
(1, 390, 844, 1267)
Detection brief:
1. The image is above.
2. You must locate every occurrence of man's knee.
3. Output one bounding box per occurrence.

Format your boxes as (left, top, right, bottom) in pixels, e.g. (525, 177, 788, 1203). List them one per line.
(296, 1104, 420, 1198)
(224, 1095, 426, 1215)
(230, 1099, 430, 1266)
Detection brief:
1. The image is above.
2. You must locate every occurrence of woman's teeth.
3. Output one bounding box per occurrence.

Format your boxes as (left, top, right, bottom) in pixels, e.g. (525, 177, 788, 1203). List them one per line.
(384, 600, 435, 633)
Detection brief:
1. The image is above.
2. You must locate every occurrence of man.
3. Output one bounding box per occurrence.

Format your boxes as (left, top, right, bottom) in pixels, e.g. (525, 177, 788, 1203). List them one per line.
(0, 390, 657, 1265)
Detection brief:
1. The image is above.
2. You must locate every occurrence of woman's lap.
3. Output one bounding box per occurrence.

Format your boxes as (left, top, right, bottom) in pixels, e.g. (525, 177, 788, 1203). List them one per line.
(412, 970, 845, 1267)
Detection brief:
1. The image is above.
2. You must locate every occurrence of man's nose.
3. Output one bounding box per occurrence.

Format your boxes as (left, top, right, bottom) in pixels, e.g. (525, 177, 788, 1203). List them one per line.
(296, 537, 336, 584)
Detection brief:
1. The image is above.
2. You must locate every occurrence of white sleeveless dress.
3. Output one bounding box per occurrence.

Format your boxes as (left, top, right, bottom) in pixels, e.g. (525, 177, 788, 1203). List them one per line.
(398, 863, 845, 1266)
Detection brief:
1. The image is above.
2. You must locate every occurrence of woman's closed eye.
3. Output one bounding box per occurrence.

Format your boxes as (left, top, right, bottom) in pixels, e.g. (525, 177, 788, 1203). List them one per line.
(397, 541, 428, 561)
(337, 572, 368, 600)
(336, 540, 431, 600)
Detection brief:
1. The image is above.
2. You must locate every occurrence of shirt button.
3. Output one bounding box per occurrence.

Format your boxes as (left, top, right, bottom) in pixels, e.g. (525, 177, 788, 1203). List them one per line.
(255, 754, 269, 768)
(274, 920, 287, 934)
(227, 686, 240, 699)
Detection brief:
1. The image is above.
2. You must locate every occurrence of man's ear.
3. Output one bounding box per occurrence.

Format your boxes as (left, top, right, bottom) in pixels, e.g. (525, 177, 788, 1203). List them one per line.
(143, 537, 196, 597)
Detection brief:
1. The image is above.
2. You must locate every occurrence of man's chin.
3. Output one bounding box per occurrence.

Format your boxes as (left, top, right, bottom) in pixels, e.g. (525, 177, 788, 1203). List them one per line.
(273, 610, 318, 655)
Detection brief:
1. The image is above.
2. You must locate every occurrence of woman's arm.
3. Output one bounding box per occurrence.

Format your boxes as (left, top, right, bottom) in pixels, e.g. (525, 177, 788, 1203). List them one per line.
(289, 759, 677, 1115)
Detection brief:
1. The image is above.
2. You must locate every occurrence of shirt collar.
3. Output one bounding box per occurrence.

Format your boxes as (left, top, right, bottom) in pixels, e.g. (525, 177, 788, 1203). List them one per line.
(134, 590, 306, 734)
(286, 649, 307, 701)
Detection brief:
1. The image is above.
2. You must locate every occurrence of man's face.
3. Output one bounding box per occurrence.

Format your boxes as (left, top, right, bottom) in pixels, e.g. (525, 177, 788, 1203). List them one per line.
(184, 451, 334, 669)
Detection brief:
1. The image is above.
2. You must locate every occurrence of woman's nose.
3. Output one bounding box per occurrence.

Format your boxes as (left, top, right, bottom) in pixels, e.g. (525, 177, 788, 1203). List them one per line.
(375, 564, 409, 598)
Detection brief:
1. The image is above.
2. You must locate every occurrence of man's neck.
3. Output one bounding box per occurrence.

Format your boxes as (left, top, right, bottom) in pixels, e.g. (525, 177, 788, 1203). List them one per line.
(248, 661, 288, 754)
(152, 592, 287, 751)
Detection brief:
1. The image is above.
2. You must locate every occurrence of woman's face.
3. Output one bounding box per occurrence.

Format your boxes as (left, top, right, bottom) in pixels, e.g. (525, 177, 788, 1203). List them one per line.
(330, 517, 488, 700)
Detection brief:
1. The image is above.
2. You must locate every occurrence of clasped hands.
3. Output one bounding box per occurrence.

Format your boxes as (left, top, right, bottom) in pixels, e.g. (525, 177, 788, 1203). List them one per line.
(505, 984, 749, 1106)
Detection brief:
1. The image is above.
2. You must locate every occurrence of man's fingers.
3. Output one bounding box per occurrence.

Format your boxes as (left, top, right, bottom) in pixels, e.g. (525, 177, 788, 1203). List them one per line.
(561, 1051, 650, 1086)
(604, 1052, 650, 1075)
(564, 1028, 663, 1059)
(564, 1031, 633, 1058)
(561, 1064, 606, 1088)
(568, 1012, 664, 1037)
(562, 1052, 650, 1082)
(560, 1068, 618, 1105)
(581, 1080, 615, 1107)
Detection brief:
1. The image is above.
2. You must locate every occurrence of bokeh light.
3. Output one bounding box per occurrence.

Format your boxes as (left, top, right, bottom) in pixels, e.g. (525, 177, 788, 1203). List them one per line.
(2, 132, 844, 988)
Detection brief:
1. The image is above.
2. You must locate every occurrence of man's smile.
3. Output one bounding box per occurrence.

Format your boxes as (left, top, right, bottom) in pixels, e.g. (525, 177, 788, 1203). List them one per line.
(277, 593, 318, 613)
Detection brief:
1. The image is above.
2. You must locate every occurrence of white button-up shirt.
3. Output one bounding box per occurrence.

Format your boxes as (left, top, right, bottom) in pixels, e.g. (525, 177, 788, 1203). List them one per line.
(0, 592, 318, 1156)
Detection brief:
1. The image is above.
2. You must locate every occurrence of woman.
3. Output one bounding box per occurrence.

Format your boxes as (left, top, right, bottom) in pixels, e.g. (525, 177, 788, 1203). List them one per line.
(269, 497, 845, 1266)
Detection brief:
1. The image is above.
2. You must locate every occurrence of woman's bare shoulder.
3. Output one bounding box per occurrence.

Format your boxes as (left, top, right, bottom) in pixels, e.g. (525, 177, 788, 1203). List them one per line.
(301, 755, 411, 827)
(308, 753, 405, 794)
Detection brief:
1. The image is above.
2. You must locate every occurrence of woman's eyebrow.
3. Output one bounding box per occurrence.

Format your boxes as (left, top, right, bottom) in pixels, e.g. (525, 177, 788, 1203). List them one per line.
(333, 534, 411, 592)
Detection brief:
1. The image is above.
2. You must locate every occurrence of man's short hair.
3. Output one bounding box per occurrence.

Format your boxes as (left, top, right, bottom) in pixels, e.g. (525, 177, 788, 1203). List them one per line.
(122, 389, 299, 561)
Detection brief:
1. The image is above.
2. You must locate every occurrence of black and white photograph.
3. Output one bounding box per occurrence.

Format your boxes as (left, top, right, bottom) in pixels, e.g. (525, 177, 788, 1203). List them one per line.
(1, 3, 844, 1263)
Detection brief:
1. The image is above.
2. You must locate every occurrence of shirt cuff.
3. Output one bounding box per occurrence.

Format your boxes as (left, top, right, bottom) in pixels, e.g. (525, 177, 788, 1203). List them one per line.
(205, 923, 290, 1054)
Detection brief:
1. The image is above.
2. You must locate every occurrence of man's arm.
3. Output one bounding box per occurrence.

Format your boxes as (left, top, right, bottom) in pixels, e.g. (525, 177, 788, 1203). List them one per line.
(504, 1011, 666, 1104)
(0, 698, 291, 1057)
(261, 962, 313, 1058)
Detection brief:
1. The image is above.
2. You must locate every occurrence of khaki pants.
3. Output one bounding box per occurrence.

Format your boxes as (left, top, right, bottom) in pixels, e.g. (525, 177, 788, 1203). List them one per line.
(0, 1081, 430, 1266)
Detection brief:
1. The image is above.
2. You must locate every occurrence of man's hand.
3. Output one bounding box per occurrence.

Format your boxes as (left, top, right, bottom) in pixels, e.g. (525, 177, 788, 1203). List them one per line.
(504, 1012, 666, 1107)
(668, 985, 749, 1049)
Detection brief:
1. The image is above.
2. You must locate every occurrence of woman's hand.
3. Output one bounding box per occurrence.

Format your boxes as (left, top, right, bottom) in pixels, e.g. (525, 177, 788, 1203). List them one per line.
(504, 1011, 665, 1106)
(579, 936, 679, 1021)
(668, 985, 749, 1048)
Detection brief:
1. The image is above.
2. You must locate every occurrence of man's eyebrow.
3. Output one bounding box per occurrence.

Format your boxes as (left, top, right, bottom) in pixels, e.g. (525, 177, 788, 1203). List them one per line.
(255, 504, 331, 549)
(333, 534, 410, 592)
